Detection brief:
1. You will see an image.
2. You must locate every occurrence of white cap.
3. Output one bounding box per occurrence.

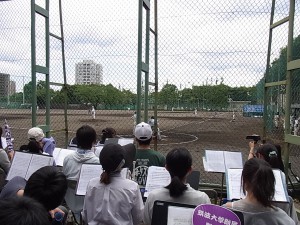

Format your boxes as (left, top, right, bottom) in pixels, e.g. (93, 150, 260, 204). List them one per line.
(28, 127, 44, 142)
(134, 122, 152, 140)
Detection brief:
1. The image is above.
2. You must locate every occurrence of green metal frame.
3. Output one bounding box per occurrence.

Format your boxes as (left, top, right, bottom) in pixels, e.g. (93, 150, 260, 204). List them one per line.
(31, 0, 68, 146)
(264, 0, 300, 178)
(136, 0, 159, 149)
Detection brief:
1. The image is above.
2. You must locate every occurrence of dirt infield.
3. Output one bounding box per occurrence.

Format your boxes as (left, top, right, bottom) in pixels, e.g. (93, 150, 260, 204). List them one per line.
(2, 108, 300, 188)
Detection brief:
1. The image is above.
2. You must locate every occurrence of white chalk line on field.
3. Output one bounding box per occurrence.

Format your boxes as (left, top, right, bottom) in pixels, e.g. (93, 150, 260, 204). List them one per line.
(157, 112, 225, 146)
(9, 112, 225, 147)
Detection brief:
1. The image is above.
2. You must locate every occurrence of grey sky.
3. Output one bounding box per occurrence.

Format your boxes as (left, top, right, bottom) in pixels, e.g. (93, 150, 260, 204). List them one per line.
(0, 0, 298, 93)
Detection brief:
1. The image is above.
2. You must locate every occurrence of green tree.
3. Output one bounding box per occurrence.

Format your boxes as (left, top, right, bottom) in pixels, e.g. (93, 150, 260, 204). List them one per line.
(158, 84, 178, 107)
(23, 81, 33, 103)
(102, 84, 123, 107)
(74, 84, 104, 108)
(9, 92, 23, 103)
(262, 34, 300, 105)
(23, 80, 55, 105)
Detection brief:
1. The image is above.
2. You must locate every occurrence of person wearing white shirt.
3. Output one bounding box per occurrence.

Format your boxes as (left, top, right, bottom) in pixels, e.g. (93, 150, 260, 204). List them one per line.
(82, 143, 143, 225)
(143, 148, 210, 225)
(91, 106, 96, 120)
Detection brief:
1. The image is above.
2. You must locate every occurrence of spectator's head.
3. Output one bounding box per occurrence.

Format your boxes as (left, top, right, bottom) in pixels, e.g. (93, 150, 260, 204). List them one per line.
(165, 148, 192, 197)
(0, 196, 51, 225)
(100, 143, 125, 184)
(27, 127, 44, 153)
(24, 166, 67, 211)
(28, 127, 44, 142)
(26, 140, 43, 154)
(134, 122, 152, 145)
(256, 143, 282, 170)
(242, 158, 275, 207)
(76, 125, 97, 149)
(100, 127, 117, 144)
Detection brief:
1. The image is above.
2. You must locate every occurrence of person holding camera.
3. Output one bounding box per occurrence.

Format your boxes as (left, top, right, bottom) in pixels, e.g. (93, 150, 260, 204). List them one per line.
(247, 142, 299, 225)
(247, 134, 261, 160)
(224, 158, 295, 225)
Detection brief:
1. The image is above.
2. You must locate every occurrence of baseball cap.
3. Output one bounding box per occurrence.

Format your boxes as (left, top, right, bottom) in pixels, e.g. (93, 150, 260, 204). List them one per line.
(100, 143, 125, 172)
(28, 127, 44, 142)
(134, 122, 152, 140)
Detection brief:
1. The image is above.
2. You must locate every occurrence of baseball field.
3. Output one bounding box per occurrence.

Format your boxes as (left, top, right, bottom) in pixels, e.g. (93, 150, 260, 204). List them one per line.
(1, 108, 299, 188)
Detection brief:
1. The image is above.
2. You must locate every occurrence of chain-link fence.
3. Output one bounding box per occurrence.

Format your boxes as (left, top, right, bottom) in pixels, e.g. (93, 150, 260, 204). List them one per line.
(0, 0, 300, 188)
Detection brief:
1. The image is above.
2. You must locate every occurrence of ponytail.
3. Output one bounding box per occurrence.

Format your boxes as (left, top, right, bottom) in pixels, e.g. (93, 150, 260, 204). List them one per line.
(165, 148, 192, 197)
(242, 158, 275, 207)
(251, 165, 275, 207)
(165, 176, 187, 197)
(257, 144, 282, 170)
(100, 171, 110, 184)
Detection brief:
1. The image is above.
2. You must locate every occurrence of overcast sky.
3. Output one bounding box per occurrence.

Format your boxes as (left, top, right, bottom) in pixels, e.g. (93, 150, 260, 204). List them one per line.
(0, 0, 299, 92)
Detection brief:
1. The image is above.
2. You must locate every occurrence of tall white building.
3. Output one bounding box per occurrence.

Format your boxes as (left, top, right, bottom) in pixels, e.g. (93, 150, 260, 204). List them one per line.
(75, 60, 103, 85)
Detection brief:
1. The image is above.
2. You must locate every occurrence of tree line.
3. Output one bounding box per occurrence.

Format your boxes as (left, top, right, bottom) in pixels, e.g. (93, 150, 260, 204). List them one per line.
(7, 81, 256, 110)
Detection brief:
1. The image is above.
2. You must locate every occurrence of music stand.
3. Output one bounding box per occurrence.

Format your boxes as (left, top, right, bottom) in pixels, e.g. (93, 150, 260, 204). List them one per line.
(151, 200, 196, 225)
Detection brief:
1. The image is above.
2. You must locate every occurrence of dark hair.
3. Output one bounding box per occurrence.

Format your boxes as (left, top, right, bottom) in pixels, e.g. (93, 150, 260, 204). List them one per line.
(165, 148, 192, 197)
(76, 125, 97, 149)
(242, 158, 275, 207)
(24, 166, 67, 211)
(136, 137, 152, 146)
(256, 143, 282, 170)
(0, 196, 51, 225)
(100, 143, 125, 185)
(100, 127, 116, 144)
(26, 139, 43, 154)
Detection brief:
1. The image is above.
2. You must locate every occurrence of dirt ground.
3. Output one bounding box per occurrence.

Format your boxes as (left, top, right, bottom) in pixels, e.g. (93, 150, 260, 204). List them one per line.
(0, 109, 264, 185)
(2, 108, 300, 206)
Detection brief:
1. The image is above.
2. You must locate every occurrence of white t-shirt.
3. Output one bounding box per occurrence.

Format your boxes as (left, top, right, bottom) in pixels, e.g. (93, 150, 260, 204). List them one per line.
(82, 173, 144, 225)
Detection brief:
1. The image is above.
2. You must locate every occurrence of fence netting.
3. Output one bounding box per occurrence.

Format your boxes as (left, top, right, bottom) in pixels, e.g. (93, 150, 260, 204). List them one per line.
(0, 0, 299, 188)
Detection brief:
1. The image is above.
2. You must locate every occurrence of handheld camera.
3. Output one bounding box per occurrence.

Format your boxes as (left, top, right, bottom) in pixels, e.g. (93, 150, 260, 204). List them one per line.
(246, 134, 261, 144)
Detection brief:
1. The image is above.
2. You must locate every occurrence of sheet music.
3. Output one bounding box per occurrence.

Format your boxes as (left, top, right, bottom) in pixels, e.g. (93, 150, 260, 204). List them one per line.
(273, 170, 288, 202)
(53, 148, 74, 166)
(226, 168, 244, 200)
(53, 148, 61, 164)
(76, 164, 130, 196)
(226, 168, 288, 202)
(94, 146, 103, 157)
(204, 150, 243, 173)
(118, 138, 134, 146)
(76, 164, 103, 196)
(167, 206, 193, 225)
(202, 157, 208, 171)
(204, 150, 226, 173)
(104, 138, 119, 145)
(224, 151, 243, 169)
(144, 166, 171, 197)
(25, 154, 54, 180)
(6, 152, 53, 180)
(6, 151, 31, 180)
